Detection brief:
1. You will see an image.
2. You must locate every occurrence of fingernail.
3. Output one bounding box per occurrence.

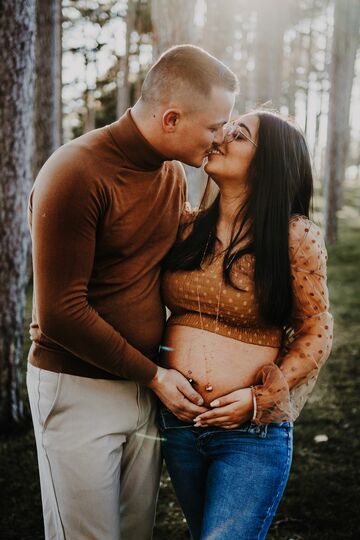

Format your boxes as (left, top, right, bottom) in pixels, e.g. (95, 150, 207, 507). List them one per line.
(197, 398, 204, 405)
(193, 417, 200, 422)
(194, 422, 201, 427)
(210, 400, 219, 407)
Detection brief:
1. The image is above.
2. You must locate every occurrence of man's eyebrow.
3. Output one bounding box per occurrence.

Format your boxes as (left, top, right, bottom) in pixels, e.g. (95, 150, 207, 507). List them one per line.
(238, 122, 252, 137)
(209, 121, 227, 128)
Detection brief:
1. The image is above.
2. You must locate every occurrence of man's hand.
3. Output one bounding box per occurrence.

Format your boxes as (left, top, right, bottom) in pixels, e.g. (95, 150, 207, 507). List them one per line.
(193, 387, 254, 429)
(147, 366, 208, 421)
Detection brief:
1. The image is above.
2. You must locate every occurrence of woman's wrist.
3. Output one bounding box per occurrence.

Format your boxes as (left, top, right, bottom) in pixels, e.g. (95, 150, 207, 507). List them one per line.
(250, 385, 257, 423)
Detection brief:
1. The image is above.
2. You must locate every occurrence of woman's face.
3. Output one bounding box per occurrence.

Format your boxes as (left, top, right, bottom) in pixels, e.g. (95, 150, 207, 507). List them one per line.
(204, 113, 259, 186)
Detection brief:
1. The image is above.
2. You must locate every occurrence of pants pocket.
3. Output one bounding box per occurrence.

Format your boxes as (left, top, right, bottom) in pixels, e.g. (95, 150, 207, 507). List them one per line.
(27, 365, 62, 431)
(157, 407, 194, 430)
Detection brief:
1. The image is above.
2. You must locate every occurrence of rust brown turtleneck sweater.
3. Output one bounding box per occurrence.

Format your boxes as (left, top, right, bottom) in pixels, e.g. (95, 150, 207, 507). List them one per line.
(28, 110, 187, 383)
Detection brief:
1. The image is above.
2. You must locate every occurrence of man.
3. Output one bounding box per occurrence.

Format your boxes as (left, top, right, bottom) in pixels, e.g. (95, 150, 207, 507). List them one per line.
(27, 44, 237, 539)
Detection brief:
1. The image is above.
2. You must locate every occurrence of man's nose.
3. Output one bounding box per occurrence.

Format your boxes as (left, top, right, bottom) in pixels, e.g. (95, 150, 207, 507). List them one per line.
(214, 127, 225, 146)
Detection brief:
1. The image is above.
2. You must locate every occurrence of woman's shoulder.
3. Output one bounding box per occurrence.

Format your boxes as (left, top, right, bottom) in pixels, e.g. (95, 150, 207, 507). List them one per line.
(288, 215, 327, 270)
(178, 202, 200, 240)
(289, 215, 324, 249)
(181, 202, 199, 223)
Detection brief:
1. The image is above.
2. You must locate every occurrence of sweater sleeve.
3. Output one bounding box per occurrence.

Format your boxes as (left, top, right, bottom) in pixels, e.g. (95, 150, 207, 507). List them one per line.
(30, 152, 157, 383)
(252, 217, 333, 424)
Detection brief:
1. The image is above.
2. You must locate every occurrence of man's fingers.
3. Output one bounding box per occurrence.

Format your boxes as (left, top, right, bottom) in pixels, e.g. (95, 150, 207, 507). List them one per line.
(178, 379, 204, 406)
(176, 403, 208, 416)
(172, 392, 208, 416)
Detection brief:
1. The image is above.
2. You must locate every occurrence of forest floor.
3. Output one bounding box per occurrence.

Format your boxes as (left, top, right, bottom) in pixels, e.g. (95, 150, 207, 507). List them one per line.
(1, 212, 359, 540)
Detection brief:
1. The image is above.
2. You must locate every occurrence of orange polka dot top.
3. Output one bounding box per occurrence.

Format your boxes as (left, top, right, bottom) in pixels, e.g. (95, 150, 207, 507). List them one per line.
(161, 206, 334, 424)
(162, 245, 283, 348)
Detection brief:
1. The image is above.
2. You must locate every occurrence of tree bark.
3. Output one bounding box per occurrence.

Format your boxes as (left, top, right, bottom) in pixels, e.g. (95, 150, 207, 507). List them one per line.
(203, 0, 236, 65)
(151, 0, 196, 60)
(0, 0, 36, 431)
(33, 0, 62, 179)
(324, 0, 360, 243)
(253, 0, 289, 107)
(150, 0, 205, 205)
(116, 0, 136, 117)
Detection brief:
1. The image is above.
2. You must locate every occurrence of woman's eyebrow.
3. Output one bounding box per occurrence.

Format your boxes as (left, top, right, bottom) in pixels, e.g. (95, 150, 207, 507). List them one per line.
(238, 122, 252, 137)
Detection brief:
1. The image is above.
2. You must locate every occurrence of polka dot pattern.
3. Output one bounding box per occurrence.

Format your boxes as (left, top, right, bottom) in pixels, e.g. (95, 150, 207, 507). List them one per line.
(161, 212, 333, 425)
(252, 216, 333, 424)
(162, 246, 282, 348)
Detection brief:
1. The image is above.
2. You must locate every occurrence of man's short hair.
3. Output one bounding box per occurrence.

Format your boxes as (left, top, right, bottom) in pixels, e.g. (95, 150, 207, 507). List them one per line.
(141, 44, 239, 104)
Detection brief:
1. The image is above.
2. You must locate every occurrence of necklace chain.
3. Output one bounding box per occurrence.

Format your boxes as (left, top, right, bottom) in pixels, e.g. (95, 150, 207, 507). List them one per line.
(194, 231, 238, 392)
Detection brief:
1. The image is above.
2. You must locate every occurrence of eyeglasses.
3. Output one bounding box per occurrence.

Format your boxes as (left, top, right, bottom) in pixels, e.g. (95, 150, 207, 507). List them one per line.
(223, 122, 258, 148)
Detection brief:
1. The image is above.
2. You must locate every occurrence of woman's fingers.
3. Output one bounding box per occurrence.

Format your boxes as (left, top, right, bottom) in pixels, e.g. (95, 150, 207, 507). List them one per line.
(194, 400, 253, 427)
(195, 415, 248, 428)
(210, 388, 252, 408)
(194, 415, 229, 426)
(209, 390, 242, 407)
(195, 404, 232, 421)
(194, 403, 238, 425)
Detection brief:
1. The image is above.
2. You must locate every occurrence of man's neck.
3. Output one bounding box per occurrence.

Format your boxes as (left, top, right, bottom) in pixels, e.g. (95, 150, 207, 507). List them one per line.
(131, 100, 165, 155)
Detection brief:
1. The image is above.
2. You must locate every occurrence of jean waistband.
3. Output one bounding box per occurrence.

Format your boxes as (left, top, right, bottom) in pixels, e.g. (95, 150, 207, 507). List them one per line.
(157, 406, 292, 434)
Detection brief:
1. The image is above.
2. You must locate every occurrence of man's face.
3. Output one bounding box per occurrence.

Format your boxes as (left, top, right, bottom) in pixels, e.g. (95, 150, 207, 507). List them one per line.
(170, 87, 236, 168)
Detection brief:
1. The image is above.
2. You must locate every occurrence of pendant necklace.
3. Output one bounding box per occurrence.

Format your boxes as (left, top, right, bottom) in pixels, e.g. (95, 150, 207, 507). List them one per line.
(193, 231, 237, 393)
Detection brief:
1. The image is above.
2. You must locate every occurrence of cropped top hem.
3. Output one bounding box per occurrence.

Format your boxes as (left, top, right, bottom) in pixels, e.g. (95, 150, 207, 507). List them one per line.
(167, 312, 283, 348)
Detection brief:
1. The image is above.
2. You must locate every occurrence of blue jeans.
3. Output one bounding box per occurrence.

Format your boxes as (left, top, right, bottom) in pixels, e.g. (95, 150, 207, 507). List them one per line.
(158, 407, 293, 540)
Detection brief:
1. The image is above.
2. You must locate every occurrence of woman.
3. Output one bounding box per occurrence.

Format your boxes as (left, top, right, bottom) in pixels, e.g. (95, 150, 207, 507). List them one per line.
(158, 110, 333, 540)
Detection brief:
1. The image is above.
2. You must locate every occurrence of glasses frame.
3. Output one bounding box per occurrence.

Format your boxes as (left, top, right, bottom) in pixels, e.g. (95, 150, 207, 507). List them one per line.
(224, 122, 258, 148)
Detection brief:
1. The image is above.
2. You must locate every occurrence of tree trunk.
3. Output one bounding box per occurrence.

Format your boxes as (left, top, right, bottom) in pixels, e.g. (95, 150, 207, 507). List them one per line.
(150, 0, 204, 205)
(0, 0, 36, 431)
(203, 0, 236, 65)
(151, 0, 196, 60)
(304, 17, 314, 139)
(29, 0, 62, 285)
(33, 0, 62, 179)
(116, 0, 136, 117)
(253, 0, 289, 107)
(324, 0, 360, 243)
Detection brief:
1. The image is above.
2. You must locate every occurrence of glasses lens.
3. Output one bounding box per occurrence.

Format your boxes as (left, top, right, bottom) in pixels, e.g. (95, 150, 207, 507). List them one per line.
(224, 123, 236, 142)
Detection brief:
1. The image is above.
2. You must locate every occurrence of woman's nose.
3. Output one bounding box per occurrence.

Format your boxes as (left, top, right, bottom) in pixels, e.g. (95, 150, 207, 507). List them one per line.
(214, 128, 225, 146)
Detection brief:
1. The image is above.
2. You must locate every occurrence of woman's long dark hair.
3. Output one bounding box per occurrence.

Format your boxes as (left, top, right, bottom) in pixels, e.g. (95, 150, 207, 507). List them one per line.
(164, 110, 314, 327)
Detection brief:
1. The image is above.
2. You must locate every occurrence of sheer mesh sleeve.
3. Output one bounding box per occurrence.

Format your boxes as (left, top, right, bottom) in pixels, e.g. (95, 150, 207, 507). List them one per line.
(178, 202, 199, 241)
(252, 217, 334, 424)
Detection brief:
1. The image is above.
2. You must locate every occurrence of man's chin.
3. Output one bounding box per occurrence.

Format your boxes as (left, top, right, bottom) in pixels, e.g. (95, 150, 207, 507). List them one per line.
(179, 152, 210, 168)
(181, 158, 203, 168)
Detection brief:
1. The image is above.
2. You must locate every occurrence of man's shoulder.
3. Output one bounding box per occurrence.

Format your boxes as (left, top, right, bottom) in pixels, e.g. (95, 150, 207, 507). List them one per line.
(35, 127, 110, 183)
(163, 160, 187, 185)
(161, 160, 188, 202)
(55, 127, 108, 166)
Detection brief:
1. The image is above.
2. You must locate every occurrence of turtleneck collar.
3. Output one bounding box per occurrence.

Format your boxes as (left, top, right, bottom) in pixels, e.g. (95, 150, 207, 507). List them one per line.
(108, 109, 167, 171)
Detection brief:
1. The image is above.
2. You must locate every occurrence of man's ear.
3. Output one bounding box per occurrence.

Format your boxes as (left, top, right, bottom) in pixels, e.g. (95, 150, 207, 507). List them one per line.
(162, 109, 181, 132)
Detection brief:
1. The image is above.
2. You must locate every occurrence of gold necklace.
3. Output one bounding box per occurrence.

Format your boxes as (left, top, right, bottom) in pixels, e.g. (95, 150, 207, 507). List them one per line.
(193, 232, 237, 393)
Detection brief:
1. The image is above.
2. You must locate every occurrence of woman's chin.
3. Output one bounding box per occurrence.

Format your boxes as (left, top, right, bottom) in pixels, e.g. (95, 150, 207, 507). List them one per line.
(204, 156, 218, 175)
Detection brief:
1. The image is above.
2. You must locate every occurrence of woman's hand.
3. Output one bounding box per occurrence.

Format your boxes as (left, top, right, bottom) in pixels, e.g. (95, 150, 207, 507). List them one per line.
(193, 387, 254, 429)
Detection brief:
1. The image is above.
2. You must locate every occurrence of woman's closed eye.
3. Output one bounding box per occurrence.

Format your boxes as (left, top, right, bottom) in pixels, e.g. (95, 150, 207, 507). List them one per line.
(233, 130, 246, 141)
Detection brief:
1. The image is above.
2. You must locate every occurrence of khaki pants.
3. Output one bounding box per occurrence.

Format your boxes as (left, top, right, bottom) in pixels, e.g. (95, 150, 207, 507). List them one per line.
(26, 363, 162, 540)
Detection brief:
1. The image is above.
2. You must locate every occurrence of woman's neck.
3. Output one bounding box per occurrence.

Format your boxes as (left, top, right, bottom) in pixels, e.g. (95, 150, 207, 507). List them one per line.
(216, 188, 248, 247)
(218, 188, 247, 226)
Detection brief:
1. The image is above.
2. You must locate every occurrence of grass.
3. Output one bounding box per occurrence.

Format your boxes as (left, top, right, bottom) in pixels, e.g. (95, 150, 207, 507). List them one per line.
(1, 214, 359, 540)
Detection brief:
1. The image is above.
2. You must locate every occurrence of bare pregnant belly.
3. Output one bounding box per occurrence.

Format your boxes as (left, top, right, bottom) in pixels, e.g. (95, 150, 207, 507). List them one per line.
(160, 324, 279, 406)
